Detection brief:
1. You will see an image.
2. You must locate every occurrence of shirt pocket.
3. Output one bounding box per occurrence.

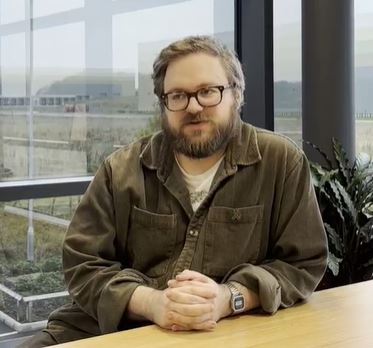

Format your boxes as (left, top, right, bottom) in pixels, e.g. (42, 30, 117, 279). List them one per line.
(127, 206, 177, 278)
(202, 205, 263, 278)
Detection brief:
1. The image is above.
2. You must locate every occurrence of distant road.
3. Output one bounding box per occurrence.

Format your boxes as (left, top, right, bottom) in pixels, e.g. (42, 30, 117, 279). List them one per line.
(0, 111, 153, 120)
(4, 205, 70, 228)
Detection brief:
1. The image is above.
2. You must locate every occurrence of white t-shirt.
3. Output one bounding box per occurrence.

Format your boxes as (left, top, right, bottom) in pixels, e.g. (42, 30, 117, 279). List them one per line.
(175, 155, 224, 212)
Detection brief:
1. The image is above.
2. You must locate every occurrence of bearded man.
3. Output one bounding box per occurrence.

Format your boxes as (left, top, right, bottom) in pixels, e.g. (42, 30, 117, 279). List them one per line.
(22, 36, 327, 347)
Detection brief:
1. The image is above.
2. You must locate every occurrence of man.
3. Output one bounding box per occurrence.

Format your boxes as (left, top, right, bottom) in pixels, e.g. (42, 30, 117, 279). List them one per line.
(23, 36, 327, 347)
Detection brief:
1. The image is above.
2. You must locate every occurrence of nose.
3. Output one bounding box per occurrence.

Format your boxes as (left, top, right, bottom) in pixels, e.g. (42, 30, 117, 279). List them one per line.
(186, 96, 204, 114)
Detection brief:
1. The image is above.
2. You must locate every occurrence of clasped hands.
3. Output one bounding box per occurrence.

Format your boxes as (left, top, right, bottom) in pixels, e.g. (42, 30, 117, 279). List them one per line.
(148, 270, 231, 332)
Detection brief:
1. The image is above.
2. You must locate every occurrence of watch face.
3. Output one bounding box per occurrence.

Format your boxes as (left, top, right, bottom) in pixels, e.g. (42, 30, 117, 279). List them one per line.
(233, 295, 245, 311)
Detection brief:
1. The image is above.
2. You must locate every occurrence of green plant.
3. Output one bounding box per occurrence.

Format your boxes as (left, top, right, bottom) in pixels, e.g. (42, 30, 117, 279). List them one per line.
(40, 256, 62, 273)
(134, 115, 161, 139)
(309, 139, 373, 287)
(8, 271, 65, 296)
(7, 260, 41, 276)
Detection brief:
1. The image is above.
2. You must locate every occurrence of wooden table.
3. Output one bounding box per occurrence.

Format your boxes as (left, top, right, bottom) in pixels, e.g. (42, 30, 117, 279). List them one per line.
(54, 280, 373, 348)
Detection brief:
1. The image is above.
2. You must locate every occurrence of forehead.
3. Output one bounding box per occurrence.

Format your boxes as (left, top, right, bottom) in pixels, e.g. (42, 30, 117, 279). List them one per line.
(164, 53, 228, 91)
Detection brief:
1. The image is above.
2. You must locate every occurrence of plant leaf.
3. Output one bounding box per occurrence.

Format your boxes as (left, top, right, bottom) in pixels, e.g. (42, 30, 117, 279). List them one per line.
(359, 219, 373, 242)
(310, 164, 323, 188)
(327, 252, 342, 276)
(332, 138, 350, 186)
(325, 181, 346, 222)
(310, 162, 327, 177)
(324, 223, 343, 254)
(304, 140, 333, 169)
(334, 181, 358, 226)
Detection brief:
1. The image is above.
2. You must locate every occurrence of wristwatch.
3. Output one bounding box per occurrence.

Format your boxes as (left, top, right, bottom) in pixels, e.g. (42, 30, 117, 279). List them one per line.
(226, 282, 245, 314)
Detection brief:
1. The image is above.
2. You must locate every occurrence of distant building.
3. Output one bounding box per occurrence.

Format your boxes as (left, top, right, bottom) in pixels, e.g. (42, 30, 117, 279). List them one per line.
(138, 41, 168, 112)
(36, 71, 136, 99)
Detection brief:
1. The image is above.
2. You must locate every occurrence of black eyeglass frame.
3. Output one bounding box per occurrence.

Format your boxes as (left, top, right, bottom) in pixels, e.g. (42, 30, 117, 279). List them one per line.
(160, 84, 235, 112)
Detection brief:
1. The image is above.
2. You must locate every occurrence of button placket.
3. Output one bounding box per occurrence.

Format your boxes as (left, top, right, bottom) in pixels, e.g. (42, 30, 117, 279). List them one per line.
(171, 226, 201, 277)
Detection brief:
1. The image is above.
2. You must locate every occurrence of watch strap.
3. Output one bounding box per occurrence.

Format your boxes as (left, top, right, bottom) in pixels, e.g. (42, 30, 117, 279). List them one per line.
(226, 282, 245, 314)
(226, 282, 241, 295)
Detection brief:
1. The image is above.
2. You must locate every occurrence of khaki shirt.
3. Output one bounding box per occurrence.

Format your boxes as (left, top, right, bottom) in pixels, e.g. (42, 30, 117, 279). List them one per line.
(62, 121, 327, 335)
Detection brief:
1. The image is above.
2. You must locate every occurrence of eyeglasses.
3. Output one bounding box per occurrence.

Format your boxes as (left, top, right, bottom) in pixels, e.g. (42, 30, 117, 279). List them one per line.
(161, 84, 235, 112)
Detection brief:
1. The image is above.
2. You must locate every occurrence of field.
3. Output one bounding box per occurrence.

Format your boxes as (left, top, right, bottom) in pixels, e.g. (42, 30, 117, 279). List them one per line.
(0, 112, 372, 322)
(275, 117, 373, 156)
(0, 111, 155, 178)
(1, 114, 372, 180)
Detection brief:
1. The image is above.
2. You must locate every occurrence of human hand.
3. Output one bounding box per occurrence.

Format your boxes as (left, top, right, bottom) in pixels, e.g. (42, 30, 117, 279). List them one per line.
(146, 285, 217, 331)
(166, 270, 231, 330)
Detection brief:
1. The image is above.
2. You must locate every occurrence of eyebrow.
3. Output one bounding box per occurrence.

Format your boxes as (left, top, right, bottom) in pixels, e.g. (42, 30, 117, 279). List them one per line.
(164, 82, 227, 94)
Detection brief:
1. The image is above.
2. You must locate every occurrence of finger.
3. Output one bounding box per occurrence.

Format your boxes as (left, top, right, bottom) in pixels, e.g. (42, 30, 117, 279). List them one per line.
(176, 270, 210, 283)
(168, 311, 216, 329)
(168, 279, 208, 288)
(171, 324, 189, 332)
(169, 302, 214, 317)
(172, 321, 216, 332)
(166, 289, 209, 304)
(167, 284, 217, 299)
(190, 320, 217, 331)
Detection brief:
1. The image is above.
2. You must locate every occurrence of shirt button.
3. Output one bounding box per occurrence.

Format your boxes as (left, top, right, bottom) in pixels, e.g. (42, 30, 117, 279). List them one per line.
(189, 230, 199, 237)
(232, 209, 241, 223)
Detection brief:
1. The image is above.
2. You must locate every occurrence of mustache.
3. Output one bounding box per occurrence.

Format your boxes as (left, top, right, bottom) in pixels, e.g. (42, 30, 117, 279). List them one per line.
(182, 114, 211, 125)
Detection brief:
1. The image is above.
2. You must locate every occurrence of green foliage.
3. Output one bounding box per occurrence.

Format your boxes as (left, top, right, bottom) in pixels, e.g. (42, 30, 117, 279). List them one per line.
(7, 260, 41, 276)
(40, 256, 62, 273)
(134, 115, 161, 139)
(0, 209, 65, 265)
(309, 139, 373, 286)
(9, 272, 65, 296)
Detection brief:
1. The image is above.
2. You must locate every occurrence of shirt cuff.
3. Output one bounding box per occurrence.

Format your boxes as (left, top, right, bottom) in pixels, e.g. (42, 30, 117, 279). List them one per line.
(97, 269, 155, 333)
(223, 263, 281, 314)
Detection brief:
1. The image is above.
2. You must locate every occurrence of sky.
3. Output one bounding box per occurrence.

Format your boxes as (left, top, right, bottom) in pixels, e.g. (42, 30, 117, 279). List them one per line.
(0, 0, 219, 94)
(0, 0, 372, 94)
(274, 0, 373, 81)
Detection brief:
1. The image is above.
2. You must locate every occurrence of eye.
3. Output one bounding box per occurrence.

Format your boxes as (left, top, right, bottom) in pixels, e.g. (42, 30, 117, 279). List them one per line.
(169, 92, 187, 101)
(199, 87, 218, 97)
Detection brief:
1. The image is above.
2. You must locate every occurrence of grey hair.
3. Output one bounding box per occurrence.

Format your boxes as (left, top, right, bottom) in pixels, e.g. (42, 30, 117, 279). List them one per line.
(152, 35, 245, 112)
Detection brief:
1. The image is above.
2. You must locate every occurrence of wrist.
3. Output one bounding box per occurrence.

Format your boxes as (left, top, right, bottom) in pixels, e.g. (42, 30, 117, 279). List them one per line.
(146, 288, 160, 322)
(225, 282, 246, 315)
(128, 285, 157, 321)
(218, 284, 233, 319)
(230, 281, 260, 312)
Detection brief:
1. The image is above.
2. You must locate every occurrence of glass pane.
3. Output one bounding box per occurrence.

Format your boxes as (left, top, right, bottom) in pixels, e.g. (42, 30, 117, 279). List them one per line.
(33, 0, 84, 18)
(0, 196, 81, 324)
(273, 0, 302, 147)
(0, 0, 25, 24)
(113, 0, 234, 156)
(0, 32, 28, 181)
(32, 22, 87, 178)
(355, 0, 373, 156)
(0, 0, 235, 333)
(1, 0, 234, 181)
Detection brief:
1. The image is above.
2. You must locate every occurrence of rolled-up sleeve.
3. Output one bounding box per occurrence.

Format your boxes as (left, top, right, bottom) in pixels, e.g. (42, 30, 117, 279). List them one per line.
(223, 154, 328, 313)
(63, 161, 150, 334)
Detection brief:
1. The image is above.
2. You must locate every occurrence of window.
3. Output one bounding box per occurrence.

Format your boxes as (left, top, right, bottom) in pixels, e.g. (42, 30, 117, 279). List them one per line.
(355, 0, 373, 156)
(0, 0, 234, 181)
(273, 0, 302, 147)
(0, 0, 234, 330)
(0, 0, 25, 24)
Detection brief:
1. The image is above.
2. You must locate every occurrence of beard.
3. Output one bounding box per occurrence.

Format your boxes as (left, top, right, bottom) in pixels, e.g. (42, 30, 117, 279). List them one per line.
(162, 108, 239, 159)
